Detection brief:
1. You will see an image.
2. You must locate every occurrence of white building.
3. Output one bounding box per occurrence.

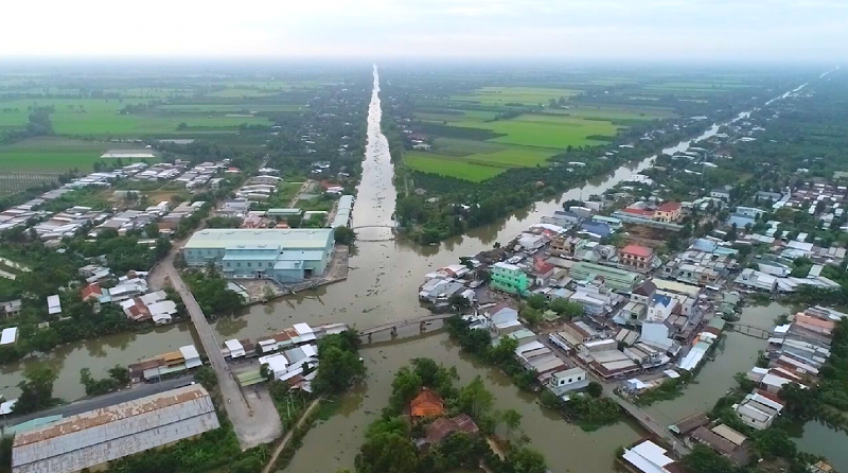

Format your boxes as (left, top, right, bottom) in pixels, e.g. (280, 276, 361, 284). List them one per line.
(47, 295, 62, 315)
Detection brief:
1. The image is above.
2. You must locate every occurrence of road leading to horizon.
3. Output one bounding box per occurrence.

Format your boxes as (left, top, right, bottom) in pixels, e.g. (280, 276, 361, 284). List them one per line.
(350, 65, 397, 242)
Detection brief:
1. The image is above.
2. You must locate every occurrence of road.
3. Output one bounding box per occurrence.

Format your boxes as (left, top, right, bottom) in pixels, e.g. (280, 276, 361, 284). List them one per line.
(2, 376, 194, 428)
(167, 266, 282, 449)
(261, 398, 322, 473)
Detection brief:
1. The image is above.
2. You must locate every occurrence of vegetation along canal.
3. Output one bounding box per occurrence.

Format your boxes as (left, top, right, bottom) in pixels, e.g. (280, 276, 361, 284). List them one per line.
(0, 71, 817, 472)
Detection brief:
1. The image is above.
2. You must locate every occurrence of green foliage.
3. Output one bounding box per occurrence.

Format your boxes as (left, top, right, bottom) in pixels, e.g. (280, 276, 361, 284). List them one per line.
(13, 367, 59, 415)
(80, 365, 130, 396)
(549, 298, 584, 319)
(334, 226, 357, 245)
(586, 381, 603, 399)
(457, 376, 494, 420)
(313, 330, 365, 395)
(680, 444, 736, 473)
(194, 366, 217, 392)
(445, 316, 535, 392)
(182, 270, 243, 318)
(525, 294, 547, 310)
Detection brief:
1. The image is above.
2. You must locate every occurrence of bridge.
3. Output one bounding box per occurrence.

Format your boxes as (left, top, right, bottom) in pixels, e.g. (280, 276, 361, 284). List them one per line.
(358, 314, 455, 340)
(728, 323, 770, 340)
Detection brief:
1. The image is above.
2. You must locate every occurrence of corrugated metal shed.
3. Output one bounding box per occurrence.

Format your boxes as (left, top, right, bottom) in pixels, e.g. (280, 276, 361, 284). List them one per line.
(12, 385, 220, 473)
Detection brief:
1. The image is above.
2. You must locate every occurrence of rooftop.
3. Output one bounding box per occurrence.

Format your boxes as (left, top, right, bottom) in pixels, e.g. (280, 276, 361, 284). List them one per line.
(12, 385, 219, 473)
(184, 228, 333, 250)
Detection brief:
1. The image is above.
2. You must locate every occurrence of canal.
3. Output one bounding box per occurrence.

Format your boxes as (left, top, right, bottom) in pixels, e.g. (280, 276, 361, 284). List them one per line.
(0, 68, 829, 472)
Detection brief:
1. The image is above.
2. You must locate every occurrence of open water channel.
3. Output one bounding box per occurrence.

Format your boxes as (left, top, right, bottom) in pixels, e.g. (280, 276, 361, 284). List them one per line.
(3, 67, 843, 472)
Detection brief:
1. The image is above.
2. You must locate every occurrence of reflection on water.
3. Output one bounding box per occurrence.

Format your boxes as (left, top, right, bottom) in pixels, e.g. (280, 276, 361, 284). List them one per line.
(795, 421, 848, 472)
(285, 333, 644, 473)
(644, 303, 789, 425)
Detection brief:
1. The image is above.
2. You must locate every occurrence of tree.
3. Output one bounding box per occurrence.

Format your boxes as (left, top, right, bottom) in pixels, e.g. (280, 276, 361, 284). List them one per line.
(507, 446, 548, 473)
(520, 307, 542, 326)
(501, 409, 522, 444)
(457, 376, 494, 420)
(260, 363, 273, 382)
(549, 298, 583, 319)
(448, 294, 470, 312)
(334, 226, 356, 245)
(355, 429, 420, 473)
(586, 381, 603, 398)
(14, 367, 58, 415)
(526, 294, 547, 310)
(194, 366, 218, 391)
(680, 444, 735, 473)
(313, 331, 365, 395)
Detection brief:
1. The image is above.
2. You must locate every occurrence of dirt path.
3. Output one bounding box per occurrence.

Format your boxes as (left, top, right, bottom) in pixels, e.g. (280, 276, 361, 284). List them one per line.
(262, 398, 322, 473)
(289, 180, 313, 207)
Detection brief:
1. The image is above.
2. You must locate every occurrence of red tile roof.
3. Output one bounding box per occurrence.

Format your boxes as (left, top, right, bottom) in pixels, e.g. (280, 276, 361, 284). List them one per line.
(657, 202, 682, 212)
(621, 244, 654, 259)
(81, 283, 103, 301)
(410, 388, 445, 418)
(622, 207, 655, 217)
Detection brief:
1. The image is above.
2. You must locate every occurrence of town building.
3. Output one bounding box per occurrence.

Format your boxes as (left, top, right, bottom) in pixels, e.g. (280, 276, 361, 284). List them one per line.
(547, 367, 589, 399)
(490, 262, 530, 295)
(183, 229, 335, 282)
(11, 385, 219, 473)
(619, 245, 655, 271)
(569, 262, 641, 291)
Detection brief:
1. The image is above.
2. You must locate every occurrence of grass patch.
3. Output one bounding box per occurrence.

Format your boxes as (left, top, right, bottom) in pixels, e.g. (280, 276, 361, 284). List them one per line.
(0, 98, 274, 136)
(453, 114, 619, 148)
(540, 106, 675, 121)
(405, 154, 506, 182)
(207, 88, 279, 98)
(0, 137, 146, 172)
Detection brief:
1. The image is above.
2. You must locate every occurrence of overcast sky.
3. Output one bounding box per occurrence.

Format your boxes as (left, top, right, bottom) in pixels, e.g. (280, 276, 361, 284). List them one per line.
(2, 0, 845, 62)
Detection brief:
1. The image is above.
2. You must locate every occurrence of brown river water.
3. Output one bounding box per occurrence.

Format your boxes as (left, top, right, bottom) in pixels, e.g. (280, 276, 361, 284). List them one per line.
(4, 68, 842, 473)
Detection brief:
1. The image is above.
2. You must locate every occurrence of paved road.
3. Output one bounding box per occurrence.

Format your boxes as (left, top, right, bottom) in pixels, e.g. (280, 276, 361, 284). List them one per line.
(2, 376, 194, 428)
(167, 267, 281, 449)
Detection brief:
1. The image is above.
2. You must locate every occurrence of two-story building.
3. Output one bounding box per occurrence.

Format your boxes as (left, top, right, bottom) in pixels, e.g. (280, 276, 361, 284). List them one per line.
(654, 202, 682, 223)
(619, 244, 655, 271)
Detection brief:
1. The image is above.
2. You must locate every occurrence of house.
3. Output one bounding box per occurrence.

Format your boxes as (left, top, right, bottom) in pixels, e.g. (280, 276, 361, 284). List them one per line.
(530, 259, 556, 286)
(487, 305, 521, 334)
(734, 391, 784, 430)
(417, 414, 479, 451)
(711, 189, 731, 200)
(620, 439, 682, 473)
(0, 327, 18, 346)
(619, 245, 655, 271)
(80, 283, 103, 302)
(688, 424, 750, 466)
(490, 262, 529, 295)
(547, 367, 589, 398)
(47, 295, 62, 315)
(0, 299, 21, 318)
(410, 389, 445, 418)
(654, 202, 682, 223)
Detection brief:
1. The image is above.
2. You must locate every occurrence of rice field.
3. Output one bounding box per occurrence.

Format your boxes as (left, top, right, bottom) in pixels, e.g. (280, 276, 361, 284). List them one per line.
(0, 137, 146, 172)
(450, 87, 580, 106)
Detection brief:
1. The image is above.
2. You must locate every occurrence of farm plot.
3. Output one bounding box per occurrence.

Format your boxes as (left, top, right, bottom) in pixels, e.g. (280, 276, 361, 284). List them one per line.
(451, 114, 620, 148)
(450, 87, 580, 106)
(0, 173, 61, 196)
(0, 137, 145, 173)
(405, 153, 506, 182)
(0, 98, 274, 136)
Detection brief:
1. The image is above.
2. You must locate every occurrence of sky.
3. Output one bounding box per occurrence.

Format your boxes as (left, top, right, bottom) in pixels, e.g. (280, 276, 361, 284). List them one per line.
(2, 0, 846, 62)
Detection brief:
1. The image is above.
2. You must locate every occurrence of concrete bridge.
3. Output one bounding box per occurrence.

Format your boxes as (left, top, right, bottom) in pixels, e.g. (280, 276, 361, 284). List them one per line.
(350, 224, 397, 230)
(358, 314, 455, 341)
(729, 323, 770, 340)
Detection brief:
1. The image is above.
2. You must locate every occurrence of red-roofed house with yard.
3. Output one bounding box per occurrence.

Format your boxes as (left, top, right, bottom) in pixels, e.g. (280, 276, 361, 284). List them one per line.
(619, 245, 655, 271)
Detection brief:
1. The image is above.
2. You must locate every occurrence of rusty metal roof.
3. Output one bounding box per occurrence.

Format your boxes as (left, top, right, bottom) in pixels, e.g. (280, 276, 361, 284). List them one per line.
(12, 385, 220, 473)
